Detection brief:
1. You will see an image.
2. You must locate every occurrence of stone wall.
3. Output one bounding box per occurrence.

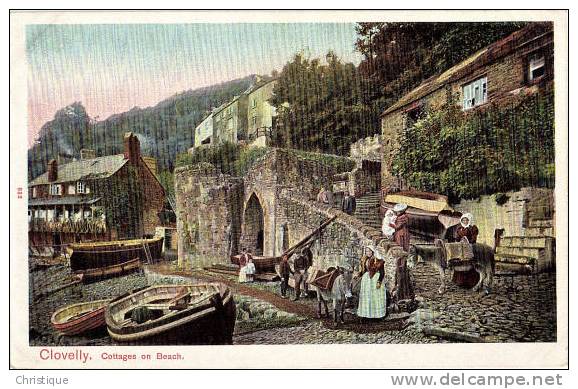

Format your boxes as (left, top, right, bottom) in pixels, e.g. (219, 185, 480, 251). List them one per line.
(276, 190, 398, 292)
(350, 134, 382, 162)
(138, 158, 167, 237)
(175, 163, 244, 268)
(242, 148, 355, 256)
(452, 187, 554, 245)
(380, 29, 553, 192)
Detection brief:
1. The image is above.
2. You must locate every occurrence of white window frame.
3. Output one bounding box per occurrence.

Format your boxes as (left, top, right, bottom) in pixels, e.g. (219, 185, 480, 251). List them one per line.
(76, 181, 85, 194)
(252, 99, 257, 108)
(462, 77, 488, 111)
(49, 184, 62, 196)
(32, 187, 37, 198)
(528, 54, 545, 82)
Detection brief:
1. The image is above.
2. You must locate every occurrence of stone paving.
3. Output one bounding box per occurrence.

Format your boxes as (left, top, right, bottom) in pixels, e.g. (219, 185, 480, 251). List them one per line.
(233, 263, 557, 344)
(29, 260, 557, 346)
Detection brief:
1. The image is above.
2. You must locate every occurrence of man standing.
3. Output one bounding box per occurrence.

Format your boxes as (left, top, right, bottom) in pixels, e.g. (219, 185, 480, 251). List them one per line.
(341, 191, 357, 215)
(292, 249, 311, 301)
(278, 254, 292, 298)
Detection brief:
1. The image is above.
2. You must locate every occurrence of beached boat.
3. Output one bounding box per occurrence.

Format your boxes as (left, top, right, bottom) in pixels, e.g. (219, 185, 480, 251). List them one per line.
(74, 258, 141, 282)
(51, 299, 112, 336)
(382, 190, 463, 242)
(105, 283, 236, 345)
(229, 254, 279, 272)
(68, 237, 163, 271)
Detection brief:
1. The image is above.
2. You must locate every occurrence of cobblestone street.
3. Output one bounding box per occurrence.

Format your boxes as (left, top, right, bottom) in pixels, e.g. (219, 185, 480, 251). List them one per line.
(29, 260, 556, 346)
(233, 263, 556, 344)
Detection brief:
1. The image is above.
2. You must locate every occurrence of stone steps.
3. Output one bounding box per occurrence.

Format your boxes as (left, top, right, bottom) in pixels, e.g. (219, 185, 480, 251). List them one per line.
(529, 219, 553, 228)
(353, 192, 382, 230)
(525, 226, 555, 238)
(495, 245, 545, 260)
(500, 236, 552, 248)
(495, 252, 536, 265)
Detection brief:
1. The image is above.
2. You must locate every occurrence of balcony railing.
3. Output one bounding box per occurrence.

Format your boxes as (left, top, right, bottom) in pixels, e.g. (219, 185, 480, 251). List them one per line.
(29, 218, 107, 234)
(248, 127, 272, 142)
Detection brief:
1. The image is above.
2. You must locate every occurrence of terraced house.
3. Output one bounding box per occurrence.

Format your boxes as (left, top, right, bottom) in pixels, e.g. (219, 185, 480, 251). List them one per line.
(28, 132, 169, 250)
(212, 94, 249, 144)
(380, 22, 554, 189)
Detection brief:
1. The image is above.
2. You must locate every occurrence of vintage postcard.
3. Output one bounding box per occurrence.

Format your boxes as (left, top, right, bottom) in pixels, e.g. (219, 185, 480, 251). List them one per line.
(9, 10, 568, 369)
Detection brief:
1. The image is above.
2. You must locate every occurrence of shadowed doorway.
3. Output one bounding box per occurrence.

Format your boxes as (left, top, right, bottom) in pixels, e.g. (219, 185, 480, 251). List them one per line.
(241, 193, 264, 255)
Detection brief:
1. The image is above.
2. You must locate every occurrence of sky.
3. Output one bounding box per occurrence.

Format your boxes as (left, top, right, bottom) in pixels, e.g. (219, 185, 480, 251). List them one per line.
(26, 23, 362, 144)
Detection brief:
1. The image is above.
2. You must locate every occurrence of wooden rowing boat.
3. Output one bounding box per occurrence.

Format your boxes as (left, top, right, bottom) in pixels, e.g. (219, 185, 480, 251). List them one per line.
(75, 258, 141, 282)
(69, 237, 163, 271)
(105, 283, 236, 345)
(229, 254, 279, 272)
(230, 216, 338, 272)
(51, 299, 112, 336)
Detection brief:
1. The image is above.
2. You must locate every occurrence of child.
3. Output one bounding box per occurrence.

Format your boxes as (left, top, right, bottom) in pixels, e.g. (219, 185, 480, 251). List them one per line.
(381, 208, 397, 239)
(245, 257, 256, 282)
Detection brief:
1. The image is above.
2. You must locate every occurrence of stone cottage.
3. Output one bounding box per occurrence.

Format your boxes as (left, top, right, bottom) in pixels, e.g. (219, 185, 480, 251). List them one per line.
(28, 132, 170, 249)
(380, 22, 554, 190)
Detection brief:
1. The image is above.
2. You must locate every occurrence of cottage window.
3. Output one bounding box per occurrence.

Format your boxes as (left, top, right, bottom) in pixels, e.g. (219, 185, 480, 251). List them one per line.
(32, 187, 37, 198)
(462, 77, 487, 110)
(251, 99, 257, 108)
(528, 54, 546, 82)
(77, 181, 85, 194)
(252, 115, 257, 126)
(49, 184, 62, 196)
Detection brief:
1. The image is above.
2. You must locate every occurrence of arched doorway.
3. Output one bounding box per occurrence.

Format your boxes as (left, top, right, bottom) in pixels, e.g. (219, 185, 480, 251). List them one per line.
(242, 193, 264, 255)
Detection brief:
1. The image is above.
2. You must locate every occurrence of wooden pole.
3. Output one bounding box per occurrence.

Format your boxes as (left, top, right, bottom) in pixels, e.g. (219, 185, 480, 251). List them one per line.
(281, 215, 337, 258)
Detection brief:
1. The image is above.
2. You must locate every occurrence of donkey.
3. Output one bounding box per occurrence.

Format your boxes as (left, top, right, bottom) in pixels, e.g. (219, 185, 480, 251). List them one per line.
(409, 241, 495, 294)
(312, 267, 354, 326)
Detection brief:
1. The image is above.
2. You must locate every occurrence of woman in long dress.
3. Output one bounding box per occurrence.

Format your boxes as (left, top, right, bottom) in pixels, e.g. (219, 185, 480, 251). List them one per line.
(391, 203, 414, 300)
(357, 245, 387, 320)
(238, 248, 249, 283)
(452, 212, 480, 288)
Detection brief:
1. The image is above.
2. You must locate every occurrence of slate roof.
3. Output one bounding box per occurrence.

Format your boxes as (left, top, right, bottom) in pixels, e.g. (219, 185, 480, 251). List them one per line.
(29, 154, 128, 186)
(381, 23, 553, 116)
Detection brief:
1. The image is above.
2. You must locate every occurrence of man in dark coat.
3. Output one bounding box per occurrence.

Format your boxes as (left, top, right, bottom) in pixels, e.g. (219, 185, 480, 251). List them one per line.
(292, 250, 311, 301)
(341, 191, 357, 215)
(278, 254, 292, 298)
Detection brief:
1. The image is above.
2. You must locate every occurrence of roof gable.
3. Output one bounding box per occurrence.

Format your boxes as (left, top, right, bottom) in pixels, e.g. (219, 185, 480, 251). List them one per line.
(29, 154, 128, 186)
(382, 23, 553, 116)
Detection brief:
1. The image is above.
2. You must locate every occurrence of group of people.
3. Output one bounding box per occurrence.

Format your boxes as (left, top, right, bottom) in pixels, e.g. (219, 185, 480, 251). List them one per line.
(278, 246, 313, 300)
(238, 248, 256, 283)
(237, 190, 480, 321)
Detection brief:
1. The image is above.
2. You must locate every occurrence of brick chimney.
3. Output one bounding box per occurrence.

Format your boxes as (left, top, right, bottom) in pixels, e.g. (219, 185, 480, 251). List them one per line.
(123, 132, 141, 163)
(47, 159, 58, 182)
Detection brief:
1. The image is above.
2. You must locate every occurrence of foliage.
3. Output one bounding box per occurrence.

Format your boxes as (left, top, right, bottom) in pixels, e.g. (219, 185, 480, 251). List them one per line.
(391, 88, 555, 201)
(176, 142, 269, 177)
(28, 76, 256, 179)
(354, 22, 528, 118)
(156, 170, 175, 198)
(286, 148, 355, 171)
(270, 51, 379, 156)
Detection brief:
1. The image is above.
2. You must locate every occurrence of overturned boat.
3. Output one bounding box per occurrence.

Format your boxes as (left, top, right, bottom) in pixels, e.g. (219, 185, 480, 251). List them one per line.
(382, 190, 463, 242)
(75, 258, 141, 282)
(68, 237, 163, 271)
(51, 299, 111, 336)
(105, 283, 235, 345)
(229, 254, 278, 272)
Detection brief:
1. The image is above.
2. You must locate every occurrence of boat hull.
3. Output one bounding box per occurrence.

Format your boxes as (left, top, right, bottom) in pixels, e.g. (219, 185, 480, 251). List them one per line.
(69, 237, 163, 271)
(105, 283, 236, 345)
(75, 258, 141, 282)
(230, 254, 279, 272)
(51, 299, 111, 336)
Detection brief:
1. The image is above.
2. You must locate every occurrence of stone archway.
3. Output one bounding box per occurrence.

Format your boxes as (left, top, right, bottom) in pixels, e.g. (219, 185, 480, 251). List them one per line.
(241, 193, 265, 255)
